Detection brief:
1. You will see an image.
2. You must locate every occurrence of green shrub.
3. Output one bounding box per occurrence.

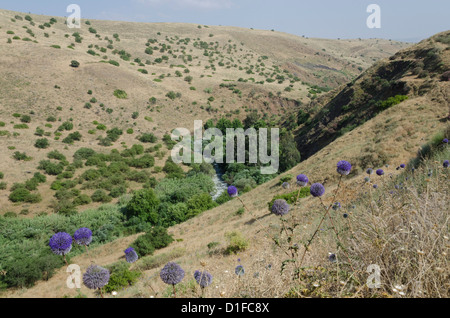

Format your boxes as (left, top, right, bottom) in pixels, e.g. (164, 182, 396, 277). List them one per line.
(14, 124, 29, 129)
(20, 115, 31, 123)
(70, 60, 80, 68)
(57, 121, 73, 131)
(9, 188, 41, 203)
(267, 187, 310, 211)
(13, 151, 31, 161)
(103, 261, 141, 293)
(34, 138, 50, 149)
(74, 148, 96, 160)
(131, 226, 173, 257)
(108, 60, 120, 67)
(224, 231, 248, 255)
(138, 133, 157, 143)
(73, 194, 92, 206)
(377, 95, 409, 110)
(125, 189, 160, 224)
(114, 89, 127, 99)
(91, 189, 112, 203)
(38, 160, 64, 175)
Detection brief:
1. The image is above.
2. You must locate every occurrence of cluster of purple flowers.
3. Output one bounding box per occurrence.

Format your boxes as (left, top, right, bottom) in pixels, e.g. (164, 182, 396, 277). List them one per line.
(124, 247, 139, 264)
(160, 262, 185, 286)
(227, 186, 238, 198)
(235, 265, 245, 276)
(271, 199, 290, 216)
(443, 160, 449, 168)
(296, 174, 309, 186)
(194, 270, 213, 289)
(73, 227, 93, 246)
(337, 161, 352, 176)
(49, 227, 93, 257)
(310, 183, 325, 197)
(83, 265, 110, 290)
(49, 232, 72, 256)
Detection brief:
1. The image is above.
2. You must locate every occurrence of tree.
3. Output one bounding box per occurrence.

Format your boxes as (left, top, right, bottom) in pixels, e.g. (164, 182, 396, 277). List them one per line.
(279, 133, 301, 172)
(126, 189, 160, 224)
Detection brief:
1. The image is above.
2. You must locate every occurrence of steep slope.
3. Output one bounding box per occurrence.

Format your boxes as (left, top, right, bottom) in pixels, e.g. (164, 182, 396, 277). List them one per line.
(294, 30, 450, 164)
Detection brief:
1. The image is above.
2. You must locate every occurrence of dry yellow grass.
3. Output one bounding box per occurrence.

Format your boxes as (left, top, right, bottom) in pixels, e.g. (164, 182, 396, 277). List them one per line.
(0, 9, 447, 298)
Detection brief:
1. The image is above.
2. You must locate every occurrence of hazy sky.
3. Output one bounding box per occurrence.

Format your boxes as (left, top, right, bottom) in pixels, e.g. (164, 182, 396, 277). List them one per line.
(1, 0, 449, 42)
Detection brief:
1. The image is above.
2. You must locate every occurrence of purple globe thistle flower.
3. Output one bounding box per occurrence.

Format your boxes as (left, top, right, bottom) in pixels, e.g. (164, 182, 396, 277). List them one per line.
(337, 160, 352, 176)
(395, 185, 400, 190)
(376, 169, 384, 176)
(160, 262, 185, 286)
(443, 138, 449, 144)
(364, 177, 371, 183)
(49, 232, 72, 256)
(373, 184, 378, 189)
(73, 227, 92, 246)
(124, 247, 139, 264)
(328, 253, 337, 263)
(281, 182, 290, 189)
(194, 270, 213, 289)
(400, 164, 406, 169)
(235, 265, 245, 276)
(444, 160, 449, 168)
(343, 213, 349, 219)
(296, 174, 309, 186)
(332, 202, 341, 211)
(310, 183, 325, 197)
(271, 199, 290, 216)
(366, 168, 374, 175)
(83, 265, 110, 290)
(227, 186, 238, 198)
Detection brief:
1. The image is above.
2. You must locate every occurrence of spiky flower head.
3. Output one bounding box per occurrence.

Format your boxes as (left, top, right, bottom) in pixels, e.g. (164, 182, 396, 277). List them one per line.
(194, 270, 213, 289)
(73, 227, 92, 246)
(49, 232, 72, 256)
(296, 174, 309, 186)
(444, 160, 449, 168)
(376, 169, 384, 176)
(366, 168, 374, 175)
(235, 265, 245, 276)
(124, 247, 139, 264)
(364, 177, 371, 183)
(373, 184, 378, 189)
(310, 183, 325, 197)
(227, 186, 238, 198)
(160, 262, 185, 286)
(337, 160, 352, 176)
(400, 164, 406, 169)
(83, 265, 110, 290)
(271, 199, 290, 216)
(443, 138, 449, 144)
(281, 182, 290, 189)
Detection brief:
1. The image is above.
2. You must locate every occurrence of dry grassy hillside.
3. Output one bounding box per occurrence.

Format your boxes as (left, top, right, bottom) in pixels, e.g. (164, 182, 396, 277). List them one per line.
(2, 28, 448, 298)
(0, 9, 410, 216)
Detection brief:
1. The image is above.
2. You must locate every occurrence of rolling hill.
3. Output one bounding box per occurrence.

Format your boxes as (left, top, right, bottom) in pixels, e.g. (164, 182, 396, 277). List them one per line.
(0, 9, 448, 299)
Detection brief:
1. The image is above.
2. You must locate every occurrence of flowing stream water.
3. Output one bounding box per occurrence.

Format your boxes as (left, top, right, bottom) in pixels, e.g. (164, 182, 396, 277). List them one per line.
(211, 164, 228, 200)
